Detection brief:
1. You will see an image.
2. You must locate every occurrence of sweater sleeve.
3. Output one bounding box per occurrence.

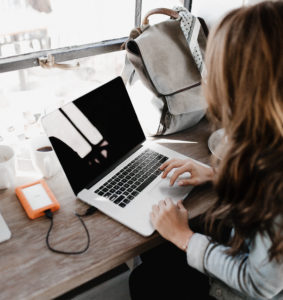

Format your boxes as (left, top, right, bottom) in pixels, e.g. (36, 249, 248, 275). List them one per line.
(186, 231, 283, 299)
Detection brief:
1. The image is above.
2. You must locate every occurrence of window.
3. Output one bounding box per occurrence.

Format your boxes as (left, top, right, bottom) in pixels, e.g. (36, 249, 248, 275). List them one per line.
(0, 0, 187, 176)
(0, 0, 135, 58)
(0, 0, 187, 71)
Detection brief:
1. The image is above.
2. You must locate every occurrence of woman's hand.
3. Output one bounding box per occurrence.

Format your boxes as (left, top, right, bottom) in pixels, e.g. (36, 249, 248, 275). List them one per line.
(150, 198, 194, 251)
(160, 158, 214, 186)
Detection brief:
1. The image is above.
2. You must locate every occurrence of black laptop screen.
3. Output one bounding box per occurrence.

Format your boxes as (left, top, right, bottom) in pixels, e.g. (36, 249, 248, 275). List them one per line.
(42, 77, 145, 195)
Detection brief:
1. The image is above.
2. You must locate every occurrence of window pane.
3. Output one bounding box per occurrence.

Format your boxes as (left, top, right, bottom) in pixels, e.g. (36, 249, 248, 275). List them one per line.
(0, 0, 134, 58)
(141, 0, 184, 24)
(0, 51, 125, 144)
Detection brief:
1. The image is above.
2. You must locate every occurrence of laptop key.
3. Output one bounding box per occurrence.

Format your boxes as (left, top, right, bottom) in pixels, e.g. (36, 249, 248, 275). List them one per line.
(132, 190, 139, 197)
(119, 202, 126, 207)
(109, 194, 118, 201)
(136, 175, 157, 192)
(159, 157, 168, 164)
(114, 195, 124, 204)
(154, 170, 162, 176)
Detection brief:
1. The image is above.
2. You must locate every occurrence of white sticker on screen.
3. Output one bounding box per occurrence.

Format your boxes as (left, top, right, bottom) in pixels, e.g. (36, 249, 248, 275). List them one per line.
(22, 183, 52, 210)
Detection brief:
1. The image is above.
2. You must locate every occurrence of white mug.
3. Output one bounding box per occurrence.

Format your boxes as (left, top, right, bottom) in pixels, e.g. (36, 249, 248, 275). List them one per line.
(0, 145, 16, 189)
(30, 135, 61, 178)
(208, 128, 228, 160)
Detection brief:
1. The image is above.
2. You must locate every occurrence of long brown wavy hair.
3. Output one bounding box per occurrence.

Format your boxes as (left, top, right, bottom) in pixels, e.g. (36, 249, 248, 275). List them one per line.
(203, 1, 283, 261)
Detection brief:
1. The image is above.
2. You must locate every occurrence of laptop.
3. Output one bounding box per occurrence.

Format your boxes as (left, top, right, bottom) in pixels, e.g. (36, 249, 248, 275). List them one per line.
(41, 76, 194, 236)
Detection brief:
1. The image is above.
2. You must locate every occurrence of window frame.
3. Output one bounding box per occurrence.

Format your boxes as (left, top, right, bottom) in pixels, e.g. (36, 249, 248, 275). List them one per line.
(0, 0, 192, 73)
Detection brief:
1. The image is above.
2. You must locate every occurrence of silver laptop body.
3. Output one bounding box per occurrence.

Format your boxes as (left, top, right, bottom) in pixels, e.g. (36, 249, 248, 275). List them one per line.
(42, 77, 193, 236)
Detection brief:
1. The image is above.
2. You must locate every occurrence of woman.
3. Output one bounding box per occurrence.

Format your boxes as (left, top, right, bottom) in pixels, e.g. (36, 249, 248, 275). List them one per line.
(129, 1, 283, 299)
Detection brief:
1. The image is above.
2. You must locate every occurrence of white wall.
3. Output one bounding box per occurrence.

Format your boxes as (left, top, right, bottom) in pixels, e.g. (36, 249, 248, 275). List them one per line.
(191, 0, 266, 28)
(191, 0, 244, 28)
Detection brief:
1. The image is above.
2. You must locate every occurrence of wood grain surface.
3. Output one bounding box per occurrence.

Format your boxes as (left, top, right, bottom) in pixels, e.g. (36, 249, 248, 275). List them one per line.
(0, 118, 217, 300)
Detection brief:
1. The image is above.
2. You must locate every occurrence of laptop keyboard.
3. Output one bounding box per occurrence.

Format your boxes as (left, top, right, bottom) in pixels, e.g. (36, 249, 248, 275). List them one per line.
(94, 149, 168, 208)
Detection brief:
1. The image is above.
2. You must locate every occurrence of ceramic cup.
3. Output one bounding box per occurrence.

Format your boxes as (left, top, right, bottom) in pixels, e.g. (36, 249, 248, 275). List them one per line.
(208, 128, 228, 160)
(0, 145, 16, 189)
(30, 135, 61, 178)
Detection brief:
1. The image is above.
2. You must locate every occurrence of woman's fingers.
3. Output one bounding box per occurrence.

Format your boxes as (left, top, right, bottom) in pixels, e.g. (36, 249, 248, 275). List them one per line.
(159, 199, 167, 210)
(160, 159, 185, 178)
(152, 204, 159, 214)
(159, 159, 175, 170)
(160, 159, 196, 185)
(160, 158, 209, 187)
(157, 198, 172, 210)
(161, 161, 182, 178)
(178, 178, 200, 186)
(152, 199, 173, 213)
(164, 197, 172, 207)
(150, 198, 172, 226)
(169, 165, 191, 186)
(177, 199, 185, 211)
(150, 204, 158, 225)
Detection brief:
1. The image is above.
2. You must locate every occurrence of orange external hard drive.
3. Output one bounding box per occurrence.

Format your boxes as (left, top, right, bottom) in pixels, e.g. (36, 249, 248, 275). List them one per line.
(15, 179, 60, 219)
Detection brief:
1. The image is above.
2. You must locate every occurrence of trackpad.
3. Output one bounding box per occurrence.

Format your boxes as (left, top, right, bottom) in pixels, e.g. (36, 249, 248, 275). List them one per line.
(149, 174, 193, 203)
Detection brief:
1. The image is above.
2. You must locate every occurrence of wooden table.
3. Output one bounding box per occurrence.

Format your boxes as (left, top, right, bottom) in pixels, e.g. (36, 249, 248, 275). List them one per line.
(0, 118, 217, 300)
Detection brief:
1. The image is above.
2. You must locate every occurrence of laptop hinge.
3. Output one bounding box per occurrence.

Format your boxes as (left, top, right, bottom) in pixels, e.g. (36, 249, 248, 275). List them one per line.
(85, 143, 144, 190)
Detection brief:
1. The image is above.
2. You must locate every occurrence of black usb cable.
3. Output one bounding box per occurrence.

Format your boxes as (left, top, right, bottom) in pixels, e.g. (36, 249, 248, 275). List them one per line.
(45, 206, 97, 255)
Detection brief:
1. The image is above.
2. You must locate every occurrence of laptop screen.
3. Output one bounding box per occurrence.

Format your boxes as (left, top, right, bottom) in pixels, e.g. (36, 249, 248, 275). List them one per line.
(42, 77, 145, 195)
